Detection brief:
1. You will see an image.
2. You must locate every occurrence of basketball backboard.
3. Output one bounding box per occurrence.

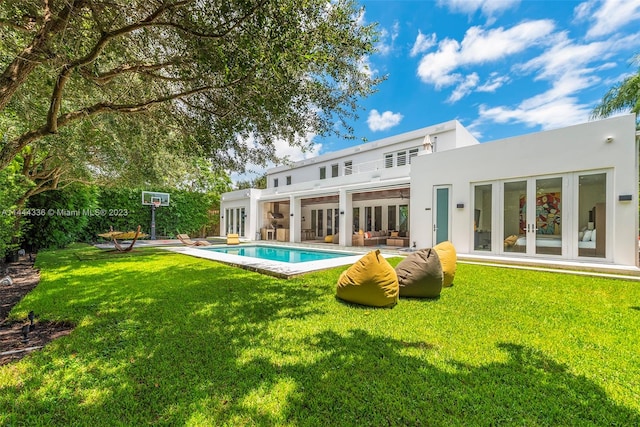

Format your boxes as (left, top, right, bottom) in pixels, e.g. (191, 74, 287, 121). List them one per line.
(142, 191, 170, 206)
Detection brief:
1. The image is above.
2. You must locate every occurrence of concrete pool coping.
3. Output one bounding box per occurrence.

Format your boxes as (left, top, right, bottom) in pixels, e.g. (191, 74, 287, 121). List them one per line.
(162, 243, 396, 278)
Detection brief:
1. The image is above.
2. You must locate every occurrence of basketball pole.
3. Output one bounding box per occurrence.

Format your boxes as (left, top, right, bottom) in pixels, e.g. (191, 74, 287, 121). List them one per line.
(151, 203, 156, 240)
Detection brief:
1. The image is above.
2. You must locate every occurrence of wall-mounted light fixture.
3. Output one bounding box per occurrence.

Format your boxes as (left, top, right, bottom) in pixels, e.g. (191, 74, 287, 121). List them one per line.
(619, 194, 632, 201)
(456, 203, 464, 209)
(340, 211, 345, 215)
(606, 136, 614, 143)
(302, 216, 306, 222)
(290, 213, 294, 217)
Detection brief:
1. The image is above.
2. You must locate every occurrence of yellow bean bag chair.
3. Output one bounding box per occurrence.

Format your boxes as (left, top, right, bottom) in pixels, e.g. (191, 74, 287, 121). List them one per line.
(336, 250, 399, 307)
(433, 241, 457, 287)
(324, 235, 333, 243)
(396, 248, 443, 298)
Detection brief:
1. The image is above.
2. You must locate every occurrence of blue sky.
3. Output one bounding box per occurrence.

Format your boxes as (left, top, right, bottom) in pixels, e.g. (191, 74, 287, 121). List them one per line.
(235, 0, 640, 182)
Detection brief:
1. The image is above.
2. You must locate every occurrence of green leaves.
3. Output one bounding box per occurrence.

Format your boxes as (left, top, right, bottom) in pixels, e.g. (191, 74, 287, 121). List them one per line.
(592, 55, 640, 126)
(1, 0, 382, 174)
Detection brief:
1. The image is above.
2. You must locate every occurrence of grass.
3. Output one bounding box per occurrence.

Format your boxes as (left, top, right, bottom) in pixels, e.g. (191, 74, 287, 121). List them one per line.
(1, 244, 639, 426)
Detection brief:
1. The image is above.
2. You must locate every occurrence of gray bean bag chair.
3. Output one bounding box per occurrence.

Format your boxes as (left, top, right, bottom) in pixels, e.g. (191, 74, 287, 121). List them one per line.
(395, 248, 443, 298)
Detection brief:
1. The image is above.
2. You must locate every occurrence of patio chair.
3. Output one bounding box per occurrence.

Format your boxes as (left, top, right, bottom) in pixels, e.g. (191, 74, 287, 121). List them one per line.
(176, 233, 212, 246)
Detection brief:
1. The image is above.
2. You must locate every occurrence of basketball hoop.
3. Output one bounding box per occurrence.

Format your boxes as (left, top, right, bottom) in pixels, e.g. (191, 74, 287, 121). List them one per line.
(152, 201, 161, 209)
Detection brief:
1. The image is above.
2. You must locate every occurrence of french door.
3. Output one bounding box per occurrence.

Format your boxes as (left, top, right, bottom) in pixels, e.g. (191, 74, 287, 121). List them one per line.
(502, 176, 564, 257)
(475, 171, 609, 261)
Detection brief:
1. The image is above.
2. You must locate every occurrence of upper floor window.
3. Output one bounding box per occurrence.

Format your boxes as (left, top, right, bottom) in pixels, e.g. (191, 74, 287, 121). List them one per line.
(320, 166, 326, 179)
(397, 151, 407, 167)
(286, 176, 291, 185)
(409, 148, 419, 163)
(344, 160, 353, 175)
(384, 153, 393, 168)
(273, 178, 279, 187)
(331, 163, 339, 177)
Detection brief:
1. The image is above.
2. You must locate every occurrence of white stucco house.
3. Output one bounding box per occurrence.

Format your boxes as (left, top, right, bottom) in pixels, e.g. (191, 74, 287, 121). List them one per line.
(220, 114, 639, 269)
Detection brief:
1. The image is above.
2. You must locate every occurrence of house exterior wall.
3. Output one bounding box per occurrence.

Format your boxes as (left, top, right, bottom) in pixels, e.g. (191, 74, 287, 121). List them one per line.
(265, 120, 471, 191)
(410, 114, 638, 267)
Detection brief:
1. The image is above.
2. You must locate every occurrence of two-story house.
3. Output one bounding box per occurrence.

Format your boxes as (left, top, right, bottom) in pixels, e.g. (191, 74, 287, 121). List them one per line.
(221, 114, 639, 269)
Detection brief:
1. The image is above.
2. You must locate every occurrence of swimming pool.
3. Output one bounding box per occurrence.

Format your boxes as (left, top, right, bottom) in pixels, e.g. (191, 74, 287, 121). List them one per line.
(203, 245, 353, 263)
(164, 244, 374, 278)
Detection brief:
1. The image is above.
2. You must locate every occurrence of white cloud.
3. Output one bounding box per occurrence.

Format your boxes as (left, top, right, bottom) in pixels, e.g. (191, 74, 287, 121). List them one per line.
(447, 73, 480, 103)
(517, 33, 609, 80)
(438, 0, 521, 20)
(477, 73, 510, 92)
(376, 21, 400, 56)
(478, 96, 592, 130)
(575, 0, 640, 39)
(468, 23, 640, 132)
(367, 109, 404, 131)
(416, 20, 555, 88)
(410, 30, 437, 57)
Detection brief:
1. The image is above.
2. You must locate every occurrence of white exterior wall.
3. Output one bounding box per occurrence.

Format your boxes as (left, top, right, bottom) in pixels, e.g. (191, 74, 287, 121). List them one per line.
(410, 114, 638, 267)
(220, 188, 260, 238)
(266, 120, 473, 190)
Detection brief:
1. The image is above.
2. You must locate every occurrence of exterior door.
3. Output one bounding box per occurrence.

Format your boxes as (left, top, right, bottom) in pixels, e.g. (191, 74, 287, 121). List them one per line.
(433, 186, 451, 244)
(503, 177, 564, 256)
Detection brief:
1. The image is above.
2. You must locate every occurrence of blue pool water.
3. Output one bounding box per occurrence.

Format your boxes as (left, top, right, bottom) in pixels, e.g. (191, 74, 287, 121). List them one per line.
(203, 245, 354, 263)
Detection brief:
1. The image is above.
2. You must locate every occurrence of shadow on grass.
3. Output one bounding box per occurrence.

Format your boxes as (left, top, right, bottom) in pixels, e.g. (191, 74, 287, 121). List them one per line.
(2, 248, 639, 425)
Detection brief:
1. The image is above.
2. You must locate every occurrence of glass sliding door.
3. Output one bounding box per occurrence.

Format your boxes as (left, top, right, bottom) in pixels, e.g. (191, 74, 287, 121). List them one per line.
(326, 209, 333, 236)
(388, 205, 396, 231)
(240, 208, 245, 236)
(578, 173, 606, 258)
(473, 184, 492, 251)
(365, 206, 372, 231)
(353, 207, 360, 232)
(374, 206, 382, 231)
(317, 209, 323, 237)
(503, 181, 526, 253)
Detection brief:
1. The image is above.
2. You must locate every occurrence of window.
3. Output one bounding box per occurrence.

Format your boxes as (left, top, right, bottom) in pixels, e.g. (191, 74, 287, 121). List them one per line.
(286, 176, 291, 185)
(397, 151, 407, 166)
(345, 161, 353, 175)
(320, 166, 326, 179)
(384, 153, 393, 168)
(332, 163, 339, 177)
(409, 148, 419, 163)
(273, 178, 279, 187)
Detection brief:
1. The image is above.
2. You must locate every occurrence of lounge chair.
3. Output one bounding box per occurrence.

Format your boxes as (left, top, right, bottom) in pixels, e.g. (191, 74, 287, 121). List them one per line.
(176, 233, 212, 246)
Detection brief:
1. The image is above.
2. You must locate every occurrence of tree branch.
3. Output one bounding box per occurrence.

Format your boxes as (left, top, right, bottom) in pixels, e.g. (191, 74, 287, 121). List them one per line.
(79, 61, 184, 85)
(0, 0, 86, 112)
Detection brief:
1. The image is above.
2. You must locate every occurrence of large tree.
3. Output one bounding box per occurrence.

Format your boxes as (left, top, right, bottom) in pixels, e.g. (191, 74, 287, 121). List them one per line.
(0, 0, 381, 175)
(591, 55, 640, 125)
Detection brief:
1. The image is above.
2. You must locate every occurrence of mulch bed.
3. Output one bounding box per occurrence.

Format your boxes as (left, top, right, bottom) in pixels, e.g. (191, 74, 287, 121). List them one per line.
(1, 257, 74, 366)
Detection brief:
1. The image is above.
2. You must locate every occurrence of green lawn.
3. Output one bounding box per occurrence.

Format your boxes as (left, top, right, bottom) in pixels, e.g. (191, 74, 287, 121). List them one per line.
(1, 245, 639, 426)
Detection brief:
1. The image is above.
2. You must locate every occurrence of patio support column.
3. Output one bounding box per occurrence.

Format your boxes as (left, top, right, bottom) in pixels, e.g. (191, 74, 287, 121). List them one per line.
(290, 195, 300, 243)
(339, 189, 350, 247)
